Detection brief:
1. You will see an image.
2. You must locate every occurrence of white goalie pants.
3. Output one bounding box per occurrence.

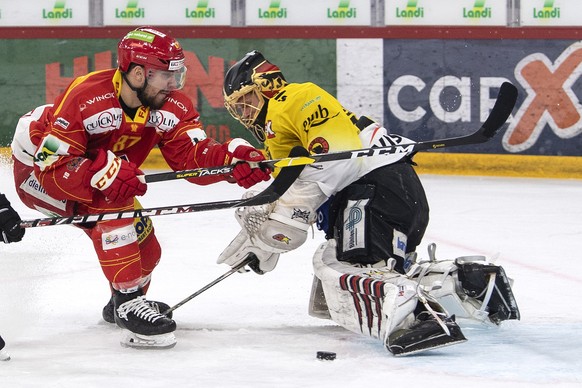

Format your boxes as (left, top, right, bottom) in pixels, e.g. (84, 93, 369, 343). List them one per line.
(312, 240, 420, 343)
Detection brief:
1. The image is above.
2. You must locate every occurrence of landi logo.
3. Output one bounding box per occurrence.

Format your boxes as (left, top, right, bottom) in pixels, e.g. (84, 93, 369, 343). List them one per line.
(463, 0, 491, 19)
(258, 0, 287, 19)
(43, 1, 73, 19)
(185, 0, 216, 19)
(115, 0, 145, 19)
(503, 41, 582, 152)
(396, 0, 424, 19)
(533, 0, 560, 19)
(327, 0, 357, 19)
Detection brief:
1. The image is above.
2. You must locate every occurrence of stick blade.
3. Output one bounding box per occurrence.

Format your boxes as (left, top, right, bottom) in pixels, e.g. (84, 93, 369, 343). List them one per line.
(481, 82, 518, 139)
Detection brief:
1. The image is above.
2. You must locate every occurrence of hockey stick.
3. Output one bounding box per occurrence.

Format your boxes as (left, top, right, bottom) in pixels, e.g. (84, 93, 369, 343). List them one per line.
(162, 255, 254, 316)
(19, 146, 308, 228)
(144, 82, 518, 182)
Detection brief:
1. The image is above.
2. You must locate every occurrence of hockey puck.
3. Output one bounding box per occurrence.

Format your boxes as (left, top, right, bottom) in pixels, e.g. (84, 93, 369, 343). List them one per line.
(316, 351, 336, 361)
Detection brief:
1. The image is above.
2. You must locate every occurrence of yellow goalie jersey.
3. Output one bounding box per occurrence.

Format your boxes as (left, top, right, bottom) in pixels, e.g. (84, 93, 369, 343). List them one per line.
(262, 82, 364, 195)
(262, 82, 412, 196)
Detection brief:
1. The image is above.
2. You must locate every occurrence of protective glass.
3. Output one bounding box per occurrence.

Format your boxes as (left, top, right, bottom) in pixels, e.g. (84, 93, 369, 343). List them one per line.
(146, 66, 187, 91)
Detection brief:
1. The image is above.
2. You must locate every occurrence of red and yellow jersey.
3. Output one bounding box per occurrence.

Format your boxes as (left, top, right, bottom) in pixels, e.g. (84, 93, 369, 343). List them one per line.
(12, 68, 226, 204)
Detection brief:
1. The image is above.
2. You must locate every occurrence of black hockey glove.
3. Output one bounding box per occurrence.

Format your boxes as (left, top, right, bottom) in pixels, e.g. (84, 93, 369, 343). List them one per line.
(0, 194, 25, 243)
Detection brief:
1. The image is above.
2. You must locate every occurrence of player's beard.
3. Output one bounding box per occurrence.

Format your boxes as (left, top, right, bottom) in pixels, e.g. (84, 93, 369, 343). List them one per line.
(137, 83, 168, 110)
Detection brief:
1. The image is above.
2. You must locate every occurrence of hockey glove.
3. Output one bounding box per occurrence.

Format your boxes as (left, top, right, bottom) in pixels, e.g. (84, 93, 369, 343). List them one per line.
(0, 194, 25, 243)
(217, 226, 280, 275)
(242, 179, 326, 254)
(215, 138, 271, 189)
(86, 150, 147, 203)
(218, 181, 326, 273)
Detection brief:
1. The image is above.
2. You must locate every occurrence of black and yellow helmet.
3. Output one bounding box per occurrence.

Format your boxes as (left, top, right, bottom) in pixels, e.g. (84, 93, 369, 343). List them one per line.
(223, 50, 287, 142)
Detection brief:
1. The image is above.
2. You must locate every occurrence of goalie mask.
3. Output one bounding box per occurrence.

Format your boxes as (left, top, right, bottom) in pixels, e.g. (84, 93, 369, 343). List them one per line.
(223, 50, 287, 143)
(118, 26, 187, 91)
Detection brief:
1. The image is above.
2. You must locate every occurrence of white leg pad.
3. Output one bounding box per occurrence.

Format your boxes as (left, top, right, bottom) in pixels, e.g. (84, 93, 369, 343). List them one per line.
(312, 240, 419, 343)
(408, 253, 519, 327)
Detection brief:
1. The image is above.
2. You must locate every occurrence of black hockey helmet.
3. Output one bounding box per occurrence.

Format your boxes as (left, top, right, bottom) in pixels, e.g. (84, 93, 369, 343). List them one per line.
(223, 50, 287, 143)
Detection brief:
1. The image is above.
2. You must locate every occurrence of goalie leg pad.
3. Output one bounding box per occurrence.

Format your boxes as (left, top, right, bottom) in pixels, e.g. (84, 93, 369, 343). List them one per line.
(313, 240, 415, 341)
(409, 250, 520, 326)
(456, 259, 520, 324)
(308, 275, 331, 320)
(313, 240, 466, 355)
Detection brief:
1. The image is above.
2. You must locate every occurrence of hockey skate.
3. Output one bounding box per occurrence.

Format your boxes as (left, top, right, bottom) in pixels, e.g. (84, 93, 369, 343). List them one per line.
(113, 289, 177, 349)
(102, 295, 173, 323)
(387, 308, 467, 356)
(0, 335, 10, 361)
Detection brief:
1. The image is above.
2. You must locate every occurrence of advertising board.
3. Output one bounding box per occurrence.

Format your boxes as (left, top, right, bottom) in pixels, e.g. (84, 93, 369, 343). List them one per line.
(102, 0, 231, 26)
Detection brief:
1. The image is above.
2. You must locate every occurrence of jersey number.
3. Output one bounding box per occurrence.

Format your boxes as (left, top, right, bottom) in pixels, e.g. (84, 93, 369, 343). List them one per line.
(112, 135, 141, 152)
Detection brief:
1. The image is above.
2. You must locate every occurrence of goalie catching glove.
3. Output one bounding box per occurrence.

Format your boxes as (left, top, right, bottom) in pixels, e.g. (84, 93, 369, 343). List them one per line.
(217, 179, 327, 274)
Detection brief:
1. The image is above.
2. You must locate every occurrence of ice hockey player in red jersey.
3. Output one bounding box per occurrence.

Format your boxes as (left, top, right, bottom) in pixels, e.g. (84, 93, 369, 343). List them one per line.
(10, 27, 270, 349)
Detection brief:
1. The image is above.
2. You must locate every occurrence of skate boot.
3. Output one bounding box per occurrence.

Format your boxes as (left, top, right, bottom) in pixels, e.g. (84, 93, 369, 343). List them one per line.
(0, 335, 10, 361)
(113, 289, 177, 349)
(386, 296, 467, 356)
(102, 295, 172, 323)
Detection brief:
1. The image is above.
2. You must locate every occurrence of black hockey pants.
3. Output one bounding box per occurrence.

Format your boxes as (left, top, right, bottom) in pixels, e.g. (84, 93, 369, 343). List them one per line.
(326, 161, 429, 273)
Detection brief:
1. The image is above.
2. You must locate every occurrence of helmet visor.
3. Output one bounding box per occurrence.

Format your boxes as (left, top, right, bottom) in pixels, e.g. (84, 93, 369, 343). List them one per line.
(146, 66, 187, 91)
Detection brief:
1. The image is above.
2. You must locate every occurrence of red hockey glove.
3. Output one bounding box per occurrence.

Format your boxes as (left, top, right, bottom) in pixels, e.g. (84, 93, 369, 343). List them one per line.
(220, 139, 271, 189)
(0, 194, 25, 244)
(86, 150, 147, 203)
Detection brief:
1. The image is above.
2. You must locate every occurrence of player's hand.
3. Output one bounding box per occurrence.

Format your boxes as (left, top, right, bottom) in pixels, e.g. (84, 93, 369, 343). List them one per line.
(0, 194, 25, 243)
(221, 138, 271, 189)
(86, 150, 147, 202)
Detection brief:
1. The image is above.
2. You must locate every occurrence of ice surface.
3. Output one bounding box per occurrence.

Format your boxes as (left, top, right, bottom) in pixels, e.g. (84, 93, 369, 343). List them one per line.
(1, 162, 581, 387)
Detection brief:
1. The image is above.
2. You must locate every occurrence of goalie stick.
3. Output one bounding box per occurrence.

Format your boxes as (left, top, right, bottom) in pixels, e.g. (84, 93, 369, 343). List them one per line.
(143, 82, 518, 182)
(19, 146, 308, 228)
